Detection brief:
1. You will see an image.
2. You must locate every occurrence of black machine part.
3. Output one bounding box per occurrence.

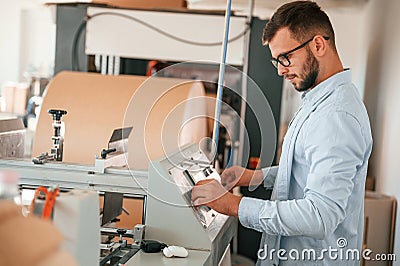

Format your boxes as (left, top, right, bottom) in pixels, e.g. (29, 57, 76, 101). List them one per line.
(140, 240, 167, 253)
(48, 109, 67, 121)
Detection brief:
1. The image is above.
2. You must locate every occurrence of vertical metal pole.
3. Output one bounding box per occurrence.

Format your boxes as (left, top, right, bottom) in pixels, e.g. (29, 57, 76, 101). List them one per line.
(95, 54, 101, 72)
(211, 0, 232, 166)
(101, 54, 107, 75)
(114, 56, 120, 75)
(108, 55, 114, 75)
(237, 0, 254, 167)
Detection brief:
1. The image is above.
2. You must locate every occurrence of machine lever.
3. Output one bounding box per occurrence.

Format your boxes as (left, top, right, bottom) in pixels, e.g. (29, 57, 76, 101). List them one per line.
(101, 148, 117, 159)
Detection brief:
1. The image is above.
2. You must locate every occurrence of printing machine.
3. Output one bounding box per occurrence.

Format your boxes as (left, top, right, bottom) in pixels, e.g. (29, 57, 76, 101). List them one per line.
(0, 71, 236, 265)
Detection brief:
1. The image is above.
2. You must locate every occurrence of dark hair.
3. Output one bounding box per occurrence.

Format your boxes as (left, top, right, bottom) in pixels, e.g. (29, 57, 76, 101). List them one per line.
(262, 1, 336, 49)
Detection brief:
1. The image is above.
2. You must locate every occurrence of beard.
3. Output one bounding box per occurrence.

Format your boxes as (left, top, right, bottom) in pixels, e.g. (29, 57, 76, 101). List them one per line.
(294, 50, 319, 92)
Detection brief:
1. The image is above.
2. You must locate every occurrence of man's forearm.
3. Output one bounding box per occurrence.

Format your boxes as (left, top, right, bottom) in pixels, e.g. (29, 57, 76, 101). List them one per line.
(237, 168, 264, 187)
(219, 193, 243, 217)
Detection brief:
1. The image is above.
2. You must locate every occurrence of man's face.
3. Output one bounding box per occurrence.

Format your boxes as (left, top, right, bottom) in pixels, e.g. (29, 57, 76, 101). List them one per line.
(268, 28, 319, 92)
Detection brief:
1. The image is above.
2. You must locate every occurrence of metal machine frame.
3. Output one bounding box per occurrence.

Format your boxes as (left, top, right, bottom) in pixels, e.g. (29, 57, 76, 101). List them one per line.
(0, 143, 235, 265)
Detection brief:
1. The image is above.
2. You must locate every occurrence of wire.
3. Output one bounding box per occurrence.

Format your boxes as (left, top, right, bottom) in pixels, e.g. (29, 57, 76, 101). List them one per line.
(71, 11, 251, 71)
(87, 11, 249, 46)
(71, 19, 87, 71)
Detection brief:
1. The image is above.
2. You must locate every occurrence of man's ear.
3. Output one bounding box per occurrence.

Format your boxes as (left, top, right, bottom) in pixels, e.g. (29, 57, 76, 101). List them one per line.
(312, 35, 327, 57)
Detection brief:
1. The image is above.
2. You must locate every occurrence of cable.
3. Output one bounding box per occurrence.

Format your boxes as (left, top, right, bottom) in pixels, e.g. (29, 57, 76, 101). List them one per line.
(71, 19, 87, 71)
(71, 11, 251, 71)
(87, 11, 249, 46)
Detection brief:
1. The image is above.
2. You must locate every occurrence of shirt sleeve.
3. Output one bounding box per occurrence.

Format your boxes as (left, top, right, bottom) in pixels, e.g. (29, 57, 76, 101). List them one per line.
(262, 166, 278, 189)
(238, 111, 367, 239)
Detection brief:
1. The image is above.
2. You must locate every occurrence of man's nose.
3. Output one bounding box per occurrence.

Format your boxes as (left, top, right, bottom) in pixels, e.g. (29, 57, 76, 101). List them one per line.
(277, 64, 288, 76)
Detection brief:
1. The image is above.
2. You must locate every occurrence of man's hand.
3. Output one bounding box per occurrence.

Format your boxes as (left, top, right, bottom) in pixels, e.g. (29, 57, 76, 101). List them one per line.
(191, 179, 242, 217)
(220, 166, 241, 191)
(220, 166, 264, 190)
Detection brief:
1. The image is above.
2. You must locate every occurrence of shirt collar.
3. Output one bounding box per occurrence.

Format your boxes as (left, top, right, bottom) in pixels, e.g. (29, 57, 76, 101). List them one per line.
(301, 69, 352, 105)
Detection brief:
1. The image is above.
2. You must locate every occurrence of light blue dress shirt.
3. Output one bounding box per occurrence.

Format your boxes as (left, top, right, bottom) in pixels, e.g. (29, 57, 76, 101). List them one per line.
(238, 70, 373, 265)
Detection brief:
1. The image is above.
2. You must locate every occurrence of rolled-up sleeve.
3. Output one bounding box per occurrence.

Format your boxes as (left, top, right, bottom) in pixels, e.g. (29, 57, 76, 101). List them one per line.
(238, 111, 366, 239)
(262, 166, 278, 189)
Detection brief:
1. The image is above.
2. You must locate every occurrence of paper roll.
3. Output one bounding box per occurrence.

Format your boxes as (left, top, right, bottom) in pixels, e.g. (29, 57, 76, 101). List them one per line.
(32, 71, 207, 169)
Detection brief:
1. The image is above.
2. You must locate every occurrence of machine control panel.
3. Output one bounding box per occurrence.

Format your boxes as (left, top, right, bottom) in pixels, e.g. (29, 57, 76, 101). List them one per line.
(146, 144, 236, 265)
(168, 160, 221, 228)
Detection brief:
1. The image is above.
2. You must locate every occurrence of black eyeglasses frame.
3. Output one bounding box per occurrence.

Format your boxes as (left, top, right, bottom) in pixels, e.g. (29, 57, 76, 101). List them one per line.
(270, 36, 330, 69)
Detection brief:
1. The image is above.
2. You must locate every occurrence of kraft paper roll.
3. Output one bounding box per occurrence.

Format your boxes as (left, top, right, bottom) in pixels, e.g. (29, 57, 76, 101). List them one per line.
(32, 71, 207, 170)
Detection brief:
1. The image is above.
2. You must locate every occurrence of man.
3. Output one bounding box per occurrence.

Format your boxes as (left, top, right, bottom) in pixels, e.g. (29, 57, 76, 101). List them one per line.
(192, 1, 373, 265)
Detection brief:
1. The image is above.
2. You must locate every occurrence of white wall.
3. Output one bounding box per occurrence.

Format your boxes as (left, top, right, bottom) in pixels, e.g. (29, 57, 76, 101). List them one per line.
(0, 0, 55, 87)
(363, 0, 400, 263)
(0, 3, 22, 85)
(327, 5, 367, 96)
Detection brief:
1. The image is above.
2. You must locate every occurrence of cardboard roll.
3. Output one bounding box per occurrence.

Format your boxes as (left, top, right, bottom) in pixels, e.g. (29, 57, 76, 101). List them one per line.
(33, 71, 209, 170)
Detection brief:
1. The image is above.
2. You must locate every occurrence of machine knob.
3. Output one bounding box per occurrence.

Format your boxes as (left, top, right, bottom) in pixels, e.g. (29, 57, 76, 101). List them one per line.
(117, 228, 127, 243)
(48, 109, 67, 121)
(101, 148, 117, 159)
(117, 228, 127, 235)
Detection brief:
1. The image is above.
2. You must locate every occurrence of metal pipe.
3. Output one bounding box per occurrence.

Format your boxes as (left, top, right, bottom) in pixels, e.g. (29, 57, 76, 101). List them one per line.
(211, 0, 232, 165)
(114, 56, 120, 75)
(108, 55, 114, 75)
(237, 0, 254, 167)
(101, 54, 107, 75)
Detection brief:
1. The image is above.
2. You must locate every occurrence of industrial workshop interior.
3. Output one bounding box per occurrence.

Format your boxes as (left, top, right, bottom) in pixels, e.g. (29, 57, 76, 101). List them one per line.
(0, 0, 398, 265)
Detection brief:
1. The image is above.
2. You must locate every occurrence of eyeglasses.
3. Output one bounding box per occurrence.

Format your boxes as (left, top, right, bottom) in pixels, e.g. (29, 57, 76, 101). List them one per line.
(270, 36, 330, 69)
